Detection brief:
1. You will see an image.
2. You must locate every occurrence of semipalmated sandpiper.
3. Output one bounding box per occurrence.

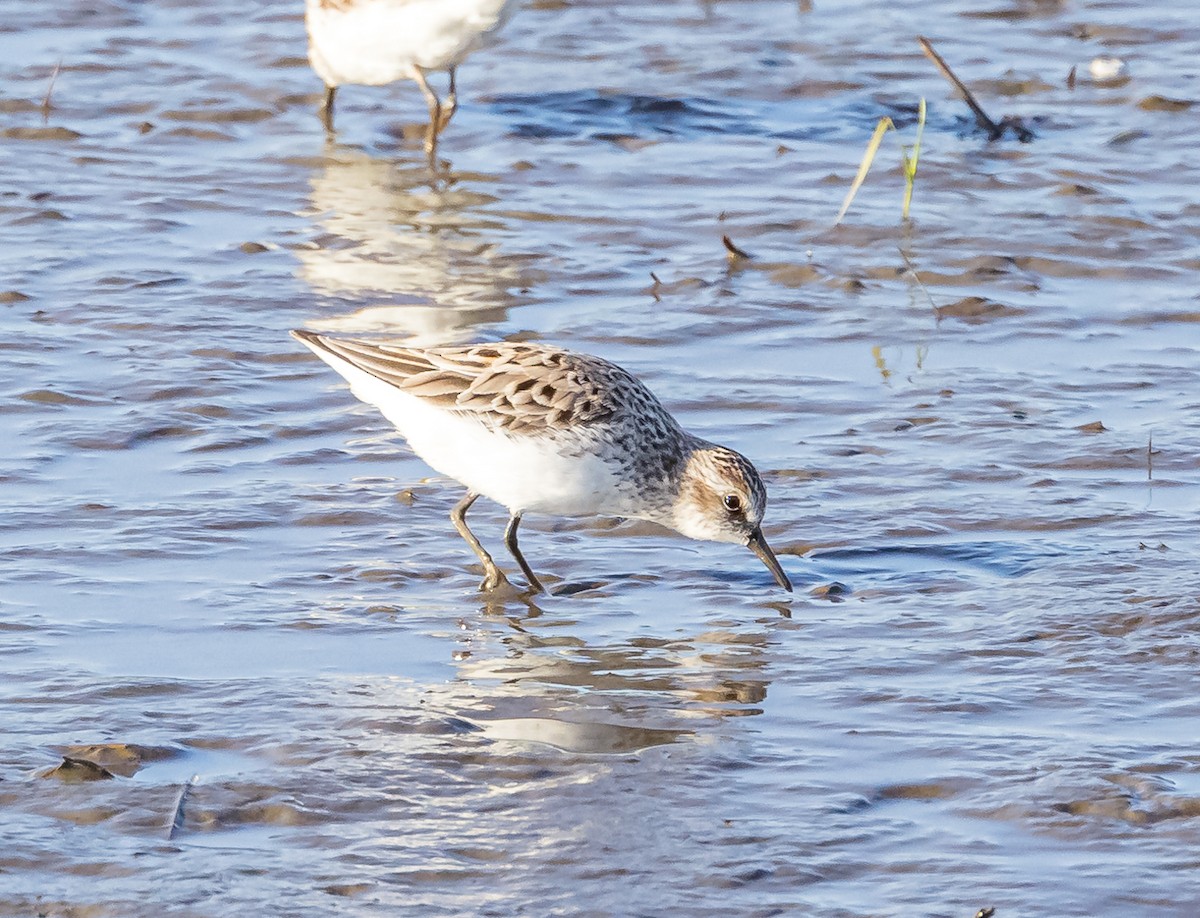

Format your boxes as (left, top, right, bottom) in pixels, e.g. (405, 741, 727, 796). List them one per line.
(305, 0, 511, 151)
(293, 331, 792, 594)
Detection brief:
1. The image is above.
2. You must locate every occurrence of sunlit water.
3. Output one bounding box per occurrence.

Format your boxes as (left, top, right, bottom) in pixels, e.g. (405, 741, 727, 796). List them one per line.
(3, 1, 1199, 915)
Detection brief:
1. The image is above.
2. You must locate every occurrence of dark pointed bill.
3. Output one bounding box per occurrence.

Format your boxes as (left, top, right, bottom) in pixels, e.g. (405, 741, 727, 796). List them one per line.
(748, 528, 792, 592)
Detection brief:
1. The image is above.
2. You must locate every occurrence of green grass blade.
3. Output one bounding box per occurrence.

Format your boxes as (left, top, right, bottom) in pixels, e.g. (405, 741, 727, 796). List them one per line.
(901, 98, 926, 220)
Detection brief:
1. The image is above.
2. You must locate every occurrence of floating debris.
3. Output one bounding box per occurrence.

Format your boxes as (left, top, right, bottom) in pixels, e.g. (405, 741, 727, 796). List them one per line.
(1088, 57, 1127, 82)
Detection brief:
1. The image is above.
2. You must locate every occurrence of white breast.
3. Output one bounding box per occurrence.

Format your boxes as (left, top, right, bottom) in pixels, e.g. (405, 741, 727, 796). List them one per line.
(306, 0, 511, 87)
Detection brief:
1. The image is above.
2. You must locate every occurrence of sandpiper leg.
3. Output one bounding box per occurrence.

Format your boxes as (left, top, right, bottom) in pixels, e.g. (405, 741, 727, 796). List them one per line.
(319, 85, 337, 132)
(409, 64, 442, 157)
(450, 491, 508, 591)
(437, 66, 458, 133)
(503, 513, 545, 594)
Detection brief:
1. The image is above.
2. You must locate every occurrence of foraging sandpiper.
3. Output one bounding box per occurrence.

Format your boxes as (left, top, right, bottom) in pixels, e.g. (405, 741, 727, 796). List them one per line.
(293, 331, 792, 593)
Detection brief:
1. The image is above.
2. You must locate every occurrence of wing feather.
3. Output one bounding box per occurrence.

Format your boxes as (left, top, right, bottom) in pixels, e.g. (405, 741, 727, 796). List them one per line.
(293, 331, 626, 434)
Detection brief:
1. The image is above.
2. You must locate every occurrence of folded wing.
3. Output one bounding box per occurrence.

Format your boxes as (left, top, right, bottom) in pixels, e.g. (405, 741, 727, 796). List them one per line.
(293, 331, 619, 434)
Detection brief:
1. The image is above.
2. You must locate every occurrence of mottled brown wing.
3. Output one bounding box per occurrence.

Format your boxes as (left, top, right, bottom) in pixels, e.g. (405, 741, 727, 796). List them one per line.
(450, 345, 622, 433)
(297, 333, 622, 434)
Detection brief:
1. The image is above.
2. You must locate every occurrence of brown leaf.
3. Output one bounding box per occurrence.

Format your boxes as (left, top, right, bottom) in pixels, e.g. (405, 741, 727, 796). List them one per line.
(721, 234, 753, 260)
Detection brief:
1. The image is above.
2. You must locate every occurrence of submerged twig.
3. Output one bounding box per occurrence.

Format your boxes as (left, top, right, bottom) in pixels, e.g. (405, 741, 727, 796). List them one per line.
(1147, 433, 1153, 481)
(166, 774, 199, 840)
(41, 58, 63, 124)
(835, 116, 894, 225)
(918, 37, 1003, 139)
(721, 234, 753, 261)
(649, 271, 662, 301)
(896, 247, 937, 314)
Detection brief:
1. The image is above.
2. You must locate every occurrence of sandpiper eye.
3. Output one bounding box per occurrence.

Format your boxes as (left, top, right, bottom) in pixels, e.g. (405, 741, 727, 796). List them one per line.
(723, 494, 742, 513)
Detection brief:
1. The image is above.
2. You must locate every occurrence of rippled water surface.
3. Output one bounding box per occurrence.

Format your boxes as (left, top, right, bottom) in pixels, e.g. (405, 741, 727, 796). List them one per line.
(4, 1, 1200, 915)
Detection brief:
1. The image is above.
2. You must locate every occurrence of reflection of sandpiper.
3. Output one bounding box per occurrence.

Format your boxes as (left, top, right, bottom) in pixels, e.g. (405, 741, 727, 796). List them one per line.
(292, 332, 793, 595)
(305, 0, 512, 153)
(297, 146, 531, 345)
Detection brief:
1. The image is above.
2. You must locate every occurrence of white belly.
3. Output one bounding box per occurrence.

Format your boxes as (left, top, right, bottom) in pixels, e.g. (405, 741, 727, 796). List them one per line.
(317, 350, 623, 516)
(306, 0, 511, 87)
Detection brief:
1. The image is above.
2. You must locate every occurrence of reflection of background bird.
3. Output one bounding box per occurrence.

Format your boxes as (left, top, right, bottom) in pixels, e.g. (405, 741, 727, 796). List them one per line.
(297, 146, 535, 345)
(305, 0, 512, 150)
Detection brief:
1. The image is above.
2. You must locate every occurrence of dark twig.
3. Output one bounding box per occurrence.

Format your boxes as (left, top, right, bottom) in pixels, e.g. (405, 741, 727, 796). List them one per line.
(918, 37, 1003, 140)
(1147, 433, 1153, 481)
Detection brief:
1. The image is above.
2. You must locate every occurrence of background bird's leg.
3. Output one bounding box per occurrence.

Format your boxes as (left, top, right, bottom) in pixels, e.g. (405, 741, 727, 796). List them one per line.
(437, 66, 458, 133)
(503, 513, 545, 594)
(451, 491, 509, 591)
(319, 85, 337, 132)
(409, 65, 442, 157)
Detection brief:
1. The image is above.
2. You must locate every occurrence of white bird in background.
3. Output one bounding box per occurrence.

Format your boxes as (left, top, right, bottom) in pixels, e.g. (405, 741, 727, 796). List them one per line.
(305, 0, 512, 152)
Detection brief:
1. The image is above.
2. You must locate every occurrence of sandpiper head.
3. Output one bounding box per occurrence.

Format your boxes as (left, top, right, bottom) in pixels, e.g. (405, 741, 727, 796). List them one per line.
(673, 446, 792, 591)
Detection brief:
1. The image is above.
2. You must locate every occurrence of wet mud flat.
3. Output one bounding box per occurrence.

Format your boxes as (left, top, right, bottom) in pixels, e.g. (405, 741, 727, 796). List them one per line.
(2, 0, 1200, 915)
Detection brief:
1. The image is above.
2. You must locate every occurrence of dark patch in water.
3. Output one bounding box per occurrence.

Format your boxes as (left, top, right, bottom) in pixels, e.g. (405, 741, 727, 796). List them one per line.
(487, 90, 855, 141)
(491, 90, 758, 140)
(814, 542, 1046, 580)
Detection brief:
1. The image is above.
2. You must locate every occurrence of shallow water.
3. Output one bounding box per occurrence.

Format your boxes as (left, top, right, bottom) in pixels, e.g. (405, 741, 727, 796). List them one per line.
(3, 0, 1200, 915)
